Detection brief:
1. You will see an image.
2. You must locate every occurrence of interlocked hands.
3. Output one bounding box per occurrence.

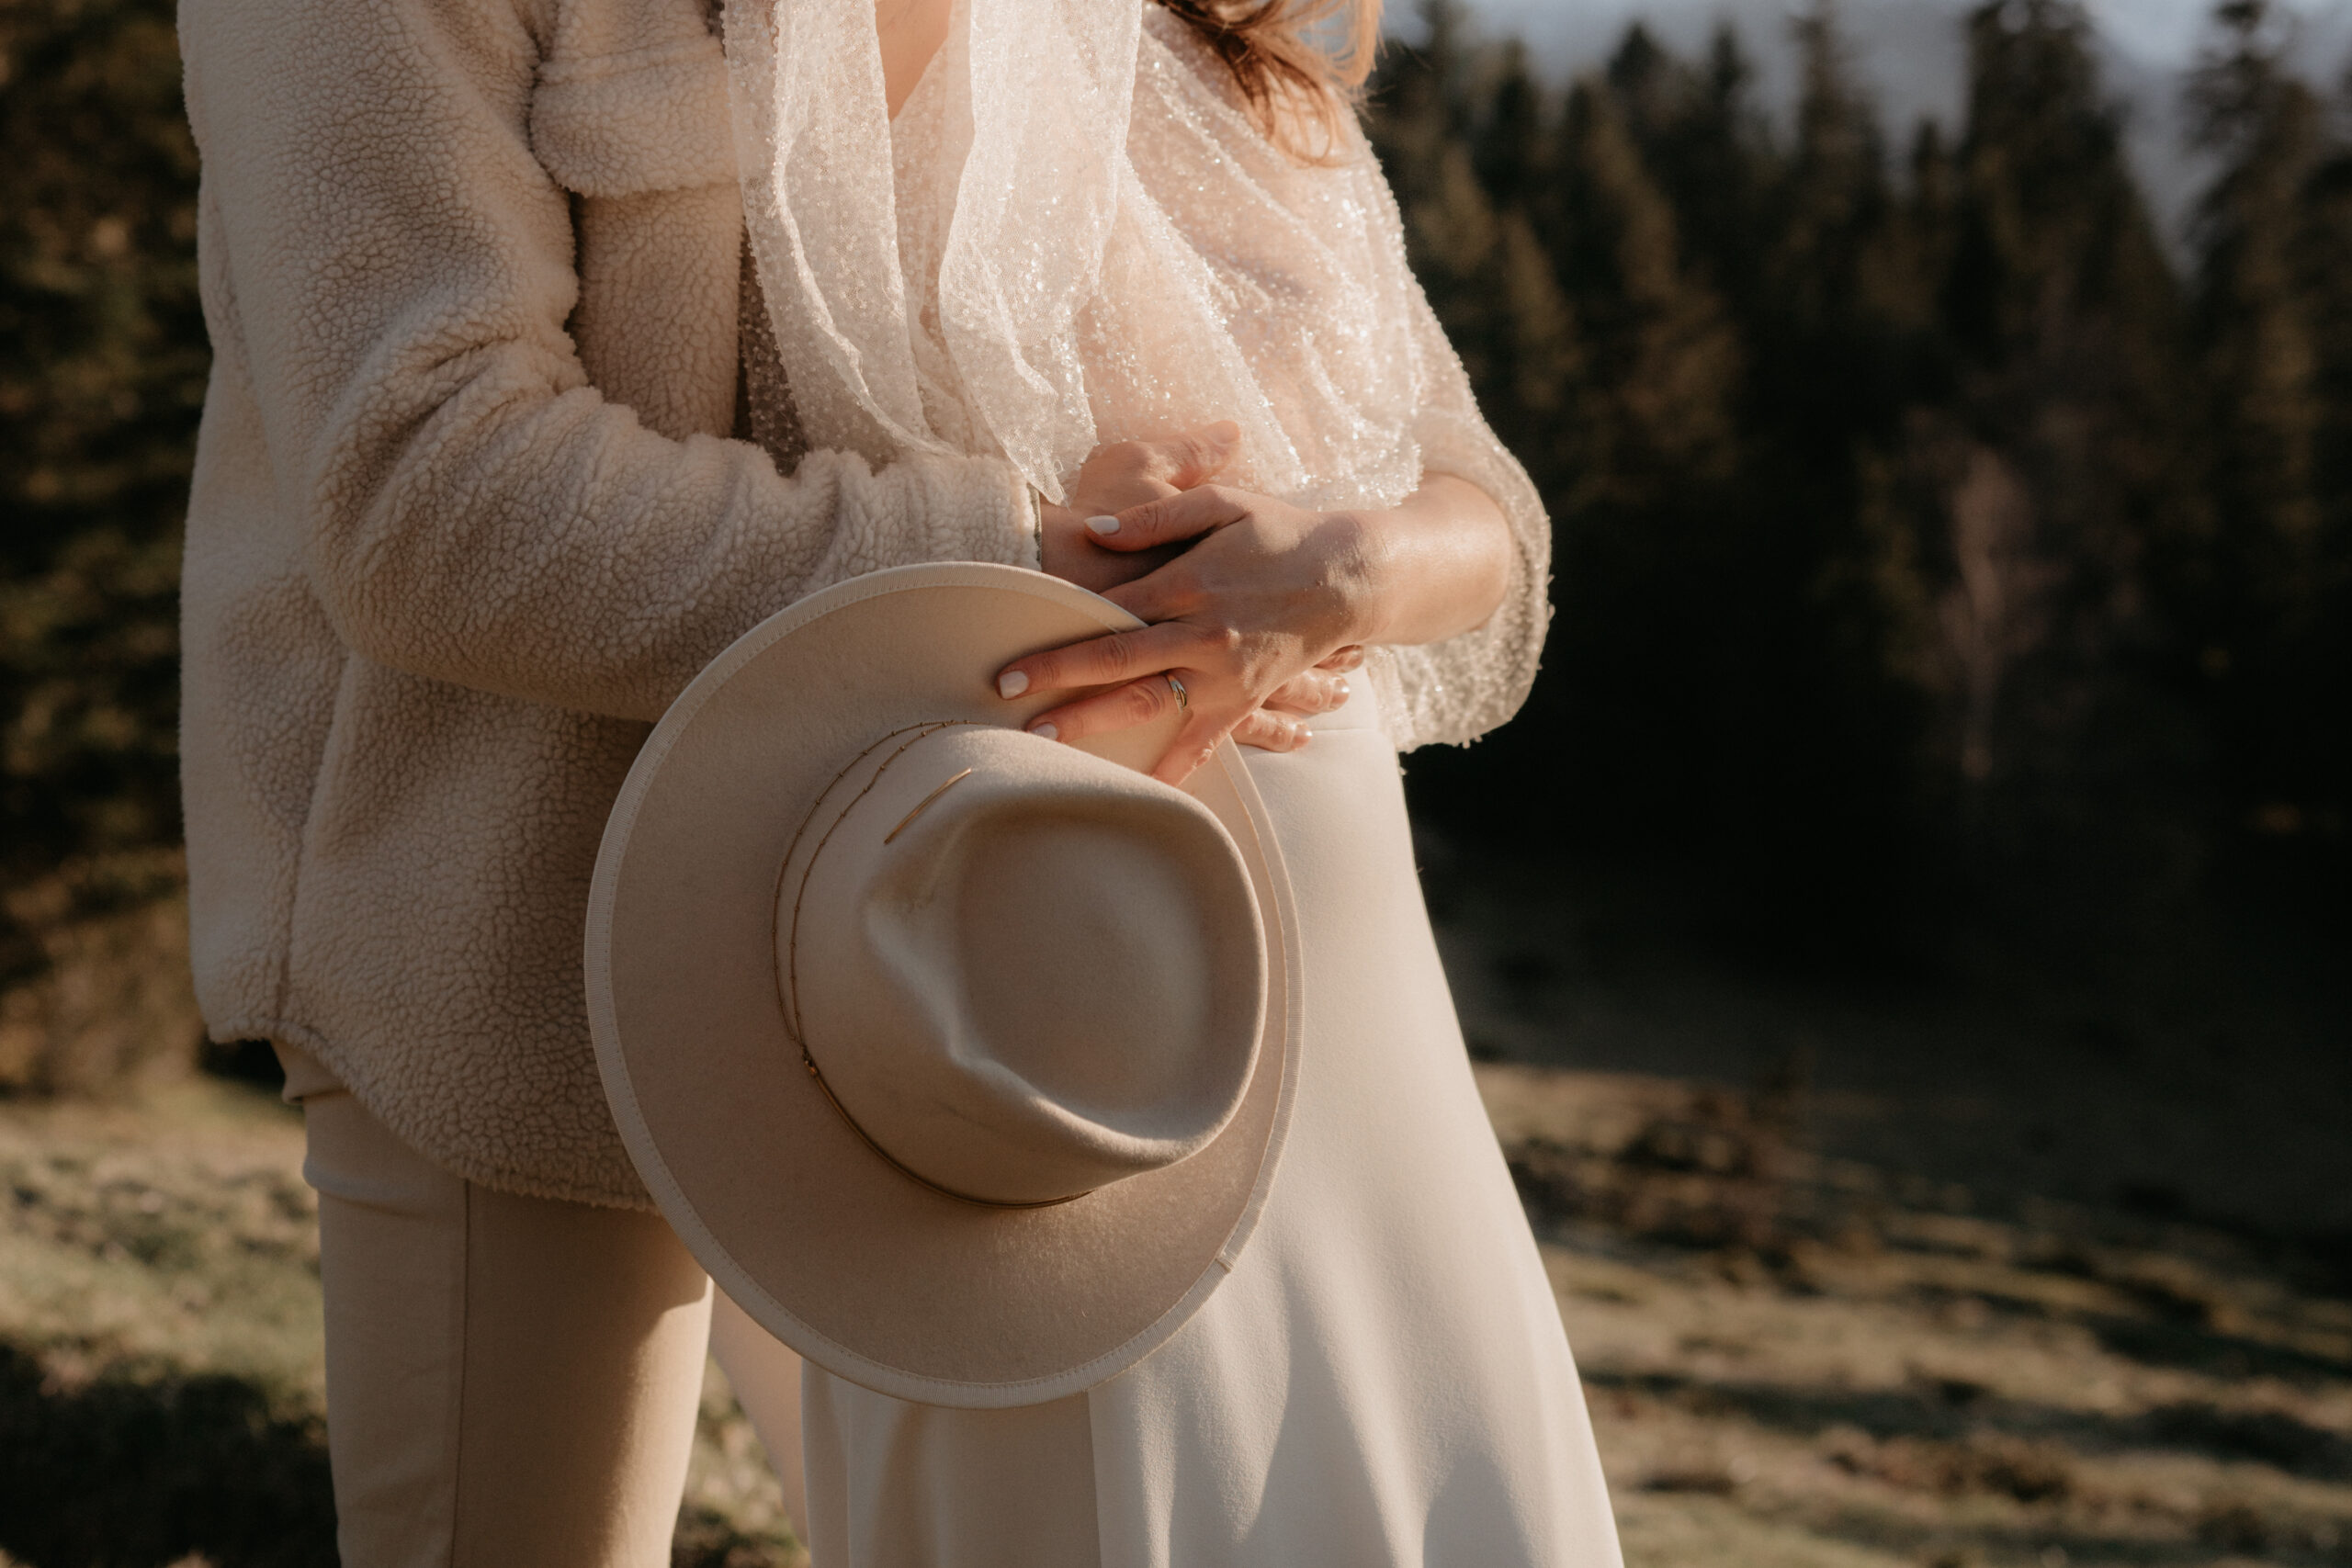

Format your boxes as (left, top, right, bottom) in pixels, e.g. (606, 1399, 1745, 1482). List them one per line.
(1011, 422, 1370, 783)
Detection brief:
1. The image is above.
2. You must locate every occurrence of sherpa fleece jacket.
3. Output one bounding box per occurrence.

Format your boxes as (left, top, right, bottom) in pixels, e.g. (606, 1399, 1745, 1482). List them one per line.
(176, 0, 1038, 1207)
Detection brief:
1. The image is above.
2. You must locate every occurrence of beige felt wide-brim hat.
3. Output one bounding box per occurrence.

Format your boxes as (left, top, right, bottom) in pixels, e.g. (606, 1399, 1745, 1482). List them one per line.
(586, 562, 1300, 1409)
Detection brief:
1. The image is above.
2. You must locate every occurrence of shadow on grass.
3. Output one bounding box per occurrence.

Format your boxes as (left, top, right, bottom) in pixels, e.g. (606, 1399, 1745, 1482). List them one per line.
(0, 1343, 336, 1568)
(673, 1504, 804, 1568)
(1594, 1366, 2352, 1565)
(1590, 1364, 2350, 1468)
(0, 1341, 796, 1568)
(2088, 1310, 2352, 1384)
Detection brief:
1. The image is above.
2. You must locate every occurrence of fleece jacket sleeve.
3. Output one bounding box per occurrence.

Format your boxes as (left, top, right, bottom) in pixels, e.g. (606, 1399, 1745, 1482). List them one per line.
(177, 0, 1035, 724)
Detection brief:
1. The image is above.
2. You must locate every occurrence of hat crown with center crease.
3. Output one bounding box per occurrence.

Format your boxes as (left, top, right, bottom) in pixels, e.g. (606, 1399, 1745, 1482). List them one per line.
(586, 561, 1301, 1409)
(781, 722, 1266, 1208)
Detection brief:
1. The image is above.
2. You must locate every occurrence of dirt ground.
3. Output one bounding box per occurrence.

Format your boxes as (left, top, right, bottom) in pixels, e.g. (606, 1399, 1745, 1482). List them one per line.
(0, 855, 2346, 1567)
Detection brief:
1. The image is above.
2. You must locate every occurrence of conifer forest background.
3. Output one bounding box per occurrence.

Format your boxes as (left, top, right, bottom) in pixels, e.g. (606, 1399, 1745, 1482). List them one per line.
(1378, 0, 2346, 961)
(2, 0, 2350, 1563)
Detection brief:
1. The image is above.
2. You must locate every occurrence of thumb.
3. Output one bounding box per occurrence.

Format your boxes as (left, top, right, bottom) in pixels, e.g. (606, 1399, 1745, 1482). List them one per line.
(1150, 420, 1242, 490)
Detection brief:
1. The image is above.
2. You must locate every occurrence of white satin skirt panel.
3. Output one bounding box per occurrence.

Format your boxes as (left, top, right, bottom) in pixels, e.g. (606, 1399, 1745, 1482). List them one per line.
(742, 684, 1623, 1568)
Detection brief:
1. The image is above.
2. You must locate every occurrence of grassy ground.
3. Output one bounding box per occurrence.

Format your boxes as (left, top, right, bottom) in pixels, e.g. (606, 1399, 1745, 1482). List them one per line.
(1440, 845, 2352, 1568)
(1490, 1063, 2352, 1568)
(0, 1077, 800, 1568)
(0, 859, 2345, 1567)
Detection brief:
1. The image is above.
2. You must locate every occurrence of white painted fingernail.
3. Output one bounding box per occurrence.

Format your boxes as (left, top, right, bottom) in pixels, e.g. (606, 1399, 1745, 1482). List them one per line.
(1030, 721, 1059, 741)
(1085, 514, 1121, 536)
(997, 671, 1028, 698)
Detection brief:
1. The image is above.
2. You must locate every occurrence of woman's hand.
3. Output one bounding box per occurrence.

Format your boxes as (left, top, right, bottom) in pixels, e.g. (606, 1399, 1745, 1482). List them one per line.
(1031, 422, 1360, 749)
(1019, 489, 1373, 778)
(999, 473, 1513, 783)
(1035, 423, 1239, 596)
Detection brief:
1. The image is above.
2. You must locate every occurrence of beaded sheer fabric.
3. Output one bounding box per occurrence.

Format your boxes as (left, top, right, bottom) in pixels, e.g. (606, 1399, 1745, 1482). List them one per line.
(724, 0, 1548, 750)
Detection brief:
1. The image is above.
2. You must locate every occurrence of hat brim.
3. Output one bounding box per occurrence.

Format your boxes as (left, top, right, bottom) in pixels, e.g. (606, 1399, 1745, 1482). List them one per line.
(585, 562, 1300, 1408)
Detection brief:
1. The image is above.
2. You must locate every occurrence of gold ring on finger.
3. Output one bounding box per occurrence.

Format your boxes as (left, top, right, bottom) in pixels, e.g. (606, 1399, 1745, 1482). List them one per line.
(1165, 672, 1189, 713)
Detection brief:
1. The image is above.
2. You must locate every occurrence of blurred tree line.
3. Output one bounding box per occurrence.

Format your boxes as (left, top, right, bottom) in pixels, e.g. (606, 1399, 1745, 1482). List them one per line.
(1375, 0, 2350, 963)
(0, 0, 2343, 992)
(0, 0, 199, 988)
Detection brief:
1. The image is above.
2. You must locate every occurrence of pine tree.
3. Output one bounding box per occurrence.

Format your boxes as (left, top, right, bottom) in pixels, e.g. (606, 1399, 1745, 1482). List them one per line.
(1777, 0, 1894, 343)
(1546, 75, 1744, 499)
(1732, 3, 1935, 928)
(1606, 24, 1777, 322)
(2296, 88, 2352, 861)
(2184, 0, 2346, 862)
(1912, 0, 2205, 910)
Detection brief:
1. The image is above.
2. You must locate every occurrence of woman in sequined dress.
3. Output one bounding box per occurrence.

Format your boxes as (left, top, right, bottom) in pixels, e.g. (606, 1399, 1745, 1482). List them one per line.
(706, 2, 1626, 1562)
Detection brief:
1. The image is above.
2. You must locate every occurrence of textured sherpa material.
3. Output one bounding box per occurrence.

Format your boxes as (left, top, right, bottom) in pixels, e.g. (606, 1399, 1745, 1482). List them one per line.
(175, 0, 1038, 1208)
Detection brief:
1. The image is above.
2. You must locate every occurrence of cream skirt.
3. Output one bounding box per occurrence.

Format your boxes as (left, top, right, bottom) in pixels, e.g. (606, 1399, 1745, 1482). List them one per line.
(721, 682, 1623, 1567)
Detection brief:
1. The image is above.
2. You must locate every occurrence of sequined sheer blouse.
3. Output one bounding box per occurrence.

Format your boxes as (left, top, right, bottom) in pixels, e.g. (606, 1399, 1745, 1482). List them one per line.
(733, 5, 1549, 750)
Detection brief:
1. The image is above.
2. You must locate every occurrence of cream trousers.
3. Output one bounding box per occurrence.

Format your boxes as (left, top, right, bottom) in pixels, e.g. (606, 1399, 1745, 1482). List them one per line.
(277, 1045, 809, 1567)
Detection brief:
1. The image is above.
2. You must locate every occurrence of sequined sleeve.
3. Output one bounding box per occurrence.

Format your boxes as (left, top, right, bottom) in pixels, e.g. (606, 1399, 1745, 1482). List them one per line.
(1359, 155, 1552, 752)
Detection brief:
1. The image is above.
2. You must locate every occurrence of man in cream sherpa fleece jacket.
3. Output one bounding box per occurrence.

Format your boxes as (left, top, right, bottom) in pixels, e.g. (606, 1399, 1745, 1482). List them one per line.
(177, 0, 1041, 1210)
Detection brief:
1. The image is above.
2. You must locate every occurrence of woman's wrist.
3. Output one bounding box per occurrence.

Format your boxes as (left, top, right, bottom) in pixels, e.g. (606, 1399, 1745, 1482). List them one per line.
(1337, 511, 1389, 649)
(1316, 507, 1403, 650)
(1333, 479, 1512, 649)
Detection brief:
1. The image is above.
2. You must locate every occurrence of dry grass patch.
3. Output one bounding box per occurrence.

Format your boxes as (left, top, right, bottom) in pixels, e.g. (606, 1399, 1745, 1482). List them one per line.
(0, 1077, 803, 1568)
(1489, 1063, 2352, 1566)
